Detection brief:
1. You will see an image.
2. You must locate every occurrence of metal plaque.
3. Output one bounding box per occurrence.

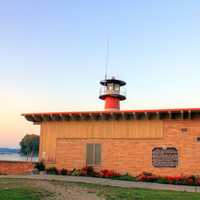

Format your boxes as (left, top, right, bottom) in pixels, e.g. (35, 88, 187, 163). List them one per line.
(152, 147, 178, 168)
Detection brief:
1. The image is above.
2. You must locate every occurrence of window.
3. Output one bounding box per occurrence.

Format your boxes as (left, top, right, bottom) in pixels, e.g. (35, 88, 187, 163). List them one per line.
(107, 83, 114, 91)
(114, 84, 120, 91)
(86, 144, 101, 165)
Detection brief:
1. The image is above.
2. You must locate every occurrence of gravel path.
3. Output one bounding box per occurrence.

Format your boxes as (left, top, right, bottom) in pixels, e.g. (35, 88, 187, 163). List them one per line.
(0, 178, 104, 200)
(1, 174, 200, 193)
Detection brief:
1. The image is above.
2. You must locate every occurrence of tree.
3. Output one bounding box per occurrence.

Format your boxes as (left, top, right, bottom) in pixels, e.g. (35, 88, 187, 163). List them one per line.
(20, 134, 39, 156)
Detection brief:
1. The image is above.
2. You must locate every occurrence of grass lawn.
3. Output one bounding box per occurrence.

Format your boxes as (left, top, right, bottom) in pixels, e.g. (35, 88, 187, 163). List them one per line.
(99, 186, 200, 200)
(0, 188, 46, 200)
(76, 182, 200, 200)
(1, 178, 200, 200)
(0, 179, 51, 200)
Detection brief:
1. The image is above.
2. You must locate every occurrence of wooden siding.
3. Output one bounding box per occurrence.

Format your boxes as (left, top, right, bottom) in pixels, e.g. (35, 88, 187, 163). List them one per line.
(39, 120, 163, 162)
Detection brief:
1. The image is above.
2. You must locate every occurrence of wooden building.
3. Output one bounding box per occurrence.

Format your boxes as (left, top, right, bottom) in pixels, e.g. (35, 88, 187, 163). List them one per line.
(23, 78, 200, 176)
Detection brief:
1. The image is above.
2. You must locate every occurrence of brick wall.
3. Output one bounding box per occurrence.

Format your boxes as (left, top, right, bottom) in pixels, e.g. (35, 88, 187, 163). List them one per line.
(54, 120, 200, 176)
(0, 161, 35, 175)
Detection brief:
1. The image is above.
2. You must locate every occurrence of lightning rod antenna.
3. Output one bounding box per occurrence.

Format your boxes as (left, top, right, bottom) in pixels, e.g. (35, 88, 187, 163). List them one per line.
(105, 39, 109, 80)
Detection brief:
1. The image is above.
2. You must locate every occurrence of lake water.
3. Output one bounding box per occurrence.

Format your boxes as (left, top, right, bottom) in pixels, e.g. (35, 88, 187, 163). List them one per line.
(0, 153, 38, 162)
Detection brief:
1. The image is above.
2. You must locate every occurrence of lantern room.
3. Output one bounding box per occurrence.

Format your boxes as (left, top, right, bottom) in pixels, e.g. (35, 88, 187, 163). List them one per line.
(99, 76, 126, 110)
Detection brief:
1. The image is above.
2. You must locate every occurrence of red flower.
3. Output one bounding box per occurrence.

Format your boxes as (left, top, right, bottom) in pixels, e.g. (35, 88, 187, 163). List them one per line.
(100, 169, 120, 178)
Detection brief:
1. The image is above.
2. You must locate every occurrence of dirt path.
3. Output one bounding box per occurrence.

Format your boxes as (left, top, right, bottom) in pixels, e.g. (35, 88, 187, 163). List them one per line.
(33, 180, 104, 200)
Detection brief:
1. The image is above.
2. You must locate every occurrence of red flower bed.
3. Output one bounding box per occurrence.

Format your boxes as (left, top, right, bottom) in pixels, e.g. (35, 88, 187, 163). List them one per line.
(165, 176, 182, 184)
(46, 166, 200, 187)
(79, 166, 96, 176)
(100, 169, 120, 178)
(136, 172, 159, 182)
(136, 172, 200, 186)
(64, 166, 121, 178)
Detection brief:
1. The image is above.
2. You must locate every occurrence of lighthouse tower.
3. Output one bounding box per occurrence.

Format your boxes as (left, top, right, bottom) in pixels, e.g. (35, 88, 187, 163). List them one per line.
(99, 76, 126, 110)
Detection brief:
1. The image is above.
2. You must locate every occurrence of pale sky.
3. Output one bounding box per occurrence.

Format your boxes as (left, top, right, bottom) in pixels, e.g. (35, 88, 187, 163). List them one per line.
(1, 0, 200, 147)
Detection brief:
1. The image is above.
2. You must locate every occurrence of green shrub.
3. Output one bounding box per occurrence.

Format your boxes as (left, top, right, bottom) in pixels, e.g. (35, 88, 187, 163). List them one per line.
(86, 166, 95, 176)
(156, 178, 169, 184)
(46, 167, 59, 175)
(35, 162, 45, 171)
(60, 169, 68, 175)
(112, 173, 136, 181)
(71, 169, 81, 176)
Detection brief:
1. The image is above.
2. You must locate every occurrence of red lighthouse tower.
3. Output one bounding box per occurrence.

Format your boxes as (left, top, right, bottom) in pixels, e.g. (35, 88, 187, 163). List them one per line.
(99, 77, 126, 110)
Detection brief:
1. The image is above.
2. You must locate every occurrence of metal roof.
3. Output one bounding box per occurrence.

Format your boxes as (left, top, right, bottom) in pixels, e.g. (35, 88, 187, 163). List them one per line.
(100, 78, 126, 86)
(22, 108, 200, 124)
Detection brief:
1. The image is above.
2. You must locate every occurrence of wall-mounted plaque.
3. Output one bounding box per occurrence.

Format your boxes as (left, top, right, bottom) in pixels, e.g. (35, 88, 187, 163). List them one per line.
(152, 147, 178, 168)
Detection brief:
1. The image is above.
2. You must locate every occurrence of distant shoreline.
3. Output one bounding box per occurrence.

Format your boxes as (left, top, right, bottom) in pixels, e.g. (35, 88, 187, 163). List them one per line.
(0, 148, 19, 154)
(0, 152, 38, 162)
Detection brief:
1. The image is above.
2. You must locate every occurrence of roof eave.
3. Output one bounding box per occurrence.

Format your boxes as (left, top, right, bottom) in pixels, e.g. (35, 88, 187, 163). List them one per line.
(22, 109, 200, 123)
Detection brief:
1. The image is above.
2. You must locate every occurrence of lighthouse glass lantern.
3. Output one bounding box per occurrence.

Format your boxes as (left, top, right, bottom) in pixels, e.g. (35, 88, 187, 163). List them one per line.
(99, 76, 126, 110)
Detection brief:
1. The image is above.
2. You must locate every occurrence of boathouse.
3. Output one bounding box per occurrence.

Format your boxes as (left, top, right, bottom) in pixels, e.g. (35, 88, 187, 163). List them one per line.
(23, 77, 200, 176)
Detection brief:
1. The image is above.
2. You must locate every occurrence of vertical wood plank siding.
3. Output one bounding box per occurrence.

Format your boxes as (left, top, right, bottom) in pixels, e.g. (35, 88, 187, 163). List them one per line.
(40, 120, 163, 162)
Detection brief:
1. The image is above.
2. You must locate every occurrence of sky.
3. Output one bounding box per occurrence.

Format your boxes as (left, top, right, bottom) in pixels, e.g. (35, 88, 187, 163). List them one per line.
(1, 0, 200, 147)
